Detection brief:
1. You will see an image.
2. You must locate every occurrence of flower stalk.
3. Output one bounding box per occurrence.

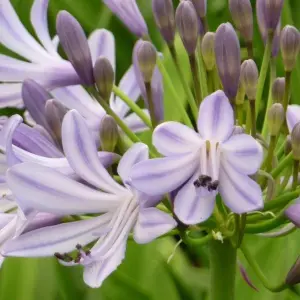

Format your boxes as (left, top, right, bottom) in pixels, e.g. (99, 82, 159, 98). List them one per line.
(189, 53, 202, 105)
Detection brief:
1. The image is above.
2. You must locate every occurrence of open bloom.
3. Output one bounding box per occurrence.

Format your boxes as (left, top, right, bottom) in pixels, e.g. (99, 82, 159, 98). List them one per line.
(132, 91, 263, 224)
(2, 110, 176, 287)
(287, 105, 300, 133)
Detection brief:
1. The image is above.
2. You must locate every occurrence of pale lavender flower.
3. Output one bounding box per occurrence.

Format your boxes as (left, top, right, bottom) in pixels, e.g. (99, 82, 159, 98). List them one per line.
(2, 111, 176, 288)
(287, 105, 300, 134)
(131, 91, 263, 225)
(190, 0, 207, 18)
(103, 0, 148, 37)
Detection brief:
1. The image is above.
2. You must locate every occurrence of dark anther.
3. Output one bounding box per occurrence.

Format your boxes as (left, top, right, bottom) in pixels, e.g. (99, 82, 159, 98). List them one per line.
(54, 252, 65, 260)
(76, 244, 83, 250)
(85, 250, 91, 256)
(54, 252, 73, 262)
(208, 180, 219, 191)
(74, 253, 82, 263)
(194, 175, 212, 188)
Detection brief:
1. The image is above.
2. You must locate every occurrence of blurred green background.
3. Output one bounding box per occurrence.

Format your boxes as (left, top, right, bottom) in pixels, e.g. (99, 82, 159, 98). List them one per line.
(0, 0, 300, 299)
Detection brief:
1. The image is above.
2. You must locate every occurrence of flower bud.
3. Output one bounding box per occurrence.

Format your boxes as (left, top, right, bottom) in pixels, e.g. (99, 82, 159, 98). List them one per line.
(45, 99, 69, 143)
(190, 0, 207, 18)
(175, 1, 199, 55)
(235, 81, 246, 105)
(93, 57, 115, 101)
(285, 135, 292, 155)
(272, 77, 285, 104)
(256, 0, 284, 32)
(152, 0, 175, 45)
(215, 23, 241, 99)
(291, 122, 300, 160)
(134, 41, 157, 83)
(240, 59, 258, 100)
(285, 201, 300, 228)
(280, 25, 300, 72)
(267, 103, 285, 136)
(286, 256, 300, 285)
(99, 115, 119, 152)
(201, 32, 215, 71)
(56, 11, 94, 85)
(229, 0, 253, 43)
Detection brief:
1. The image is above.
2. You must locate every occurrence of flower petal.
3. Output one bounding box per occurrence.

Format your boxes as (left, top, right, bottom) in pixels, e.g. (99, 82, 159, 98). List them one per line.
(62, 110, 125, 194)
(174, 173, 216, 225)
(88, 29, 115, 69)
(30, 0, 60, 57)
(221, 134, 263, 175)
(123, 111, 150, 133)
(219, 160, 263, 214)
(197, 90, 234, 141)
(133, 207, 177, 244)
(7, 163, 121, 215)
(2, 214, 112, 257)
(287, 105, 300, 133)
(0, 83, 23, 108)
(83, 241, 126, 288)
(0, 213, 15, 229)
(131, 153, 198, 196)
(153, 121, 202, 156)
(118, 143, 149, 183)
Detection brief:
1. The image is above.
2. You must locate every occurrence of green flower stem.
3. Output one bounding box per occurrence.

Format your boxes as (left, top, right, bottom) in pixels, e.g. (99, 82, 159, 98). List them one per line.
(197, 47, 209, 99)
(236, 104, 244, 126)
(246, 41, 254, 59)
(275, 141, 285, 158)
(245, 101, 251, 134)
(213, 68, 220, 91)
(256, 32, 274, 117)
(270, 152, 293, 179)
(263, 189, 300, 211)
(262, 135, 277, 172)
(112, 85, 152, 129)
(240, 243, 289, 292)
(262, 57, 277, 138)
(189, 53, 202, 106)
(277, 168, 293, 194)
(292, 159, 299, 190)
(168, 45, 198, 121)
(185, 232, 213, 245)
(145, 81, 158, 128)
(209, 239, 237, 300)
(283, 71, 292, 112)
(249, 99, 256, 138)
(156, 58, 195, 125)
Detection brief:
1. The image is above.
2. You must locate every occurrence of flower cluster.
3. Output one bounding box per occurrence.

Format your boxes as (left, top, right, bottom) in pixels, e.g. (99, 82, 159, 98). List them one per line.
(0, 0, 300, 294)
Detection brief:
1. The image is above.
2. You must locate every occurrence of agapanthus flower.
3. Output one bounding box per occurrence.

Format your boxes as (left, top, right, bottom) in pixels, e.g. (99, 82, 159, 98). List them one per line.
(285, 199, 300, 228)
(287, 105, 300, 133)
(131, 91, 263, 224)
(103, 0, 148, 37)
(2, 110, 176, 288)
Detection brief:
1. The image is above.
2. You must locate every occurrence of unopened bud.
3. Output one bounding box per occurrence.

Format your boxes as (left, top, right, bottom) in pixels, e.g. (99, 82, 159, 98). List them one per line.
(291, 122, 300, 160)
(285, 135, 292, 155)
(272, 77, 285, 104)
(280, 25, 300, 72)
(175, 1, 199, 55)
(45, 100, 69, 143)
(201, 32, 215, 71)
(99, 115, 119, 152)
(240, 59, 258, 100)
(256, 0, 284, 32)
(267, 103, 285, 136)
(56, 11, 94, 85)
(190, 0, 207, 18)
(94, 57, 115, 101)
(215, 23, 241, 99)
(152, 0, 175, 45)
(135, 41, 157, 83)
(286, 256, 300, 285)
(229, 0, 253, 43)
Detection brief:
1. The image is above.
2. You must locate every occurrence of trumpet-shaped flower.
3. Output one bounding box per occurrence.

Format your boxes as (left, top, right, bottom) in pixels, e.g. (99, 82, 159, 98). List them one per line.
(2, 110, 176, 288)
(131, 91, 264, 224)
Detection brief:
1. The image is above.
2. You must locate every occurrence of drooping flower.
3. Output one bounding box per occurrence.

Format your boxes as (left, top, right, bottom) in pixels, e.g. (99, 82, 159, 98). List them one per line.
(131, 90, 263, 225)
(2, 110, 176, 288)
(285, 199, 300, 228)
(103, 0, 148, 37)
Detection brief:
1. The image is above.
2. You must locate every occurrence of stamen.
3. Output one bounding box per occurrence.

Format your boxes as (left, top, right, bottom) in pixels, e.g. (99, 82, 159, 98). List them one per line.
(208, 180, 219, 191)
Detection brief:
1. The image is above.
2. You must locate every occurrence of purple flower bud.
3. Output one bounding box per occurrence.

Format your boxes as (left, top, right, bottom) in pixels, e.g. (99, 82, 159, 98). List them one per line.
(56, 11, 94, 85)
(267, 103, 285, 136)
(240, 59, 258, 100)
(201, 32, 216, 71)
(99, 115, 119, 152)
(285, 201, 300, 228)
(152, 0, 175, 46)
(190, 0, 207, 18)
(271, 23, 281, 57)
(22, 79, 51, 131)
(215, 23, 241, 99)
(285, 135, 292, 155)
(103, 0, 148, 37)
(286, 256, 300, 285)
(256, 0, 284, 32)
(229, 0, 253, 43)
(135, 41, 157, 83)
(45, 99, 69, 144)
(272, 77, 285, 104)
(280, 25, 300, 72)
(175, 1, 199, 55)
(291, 122, 300, 160)
(93, 57, 115, 101)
